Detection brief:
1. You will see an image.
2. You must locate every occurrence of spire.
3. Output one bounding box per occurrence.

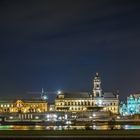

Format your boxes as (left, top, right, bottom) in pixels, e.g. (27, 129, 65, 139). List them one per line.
(41, 88, 48, 100)
(96, 72, 99, 77)
(94, 72, 100, 80)
(42, 88, 44, 93)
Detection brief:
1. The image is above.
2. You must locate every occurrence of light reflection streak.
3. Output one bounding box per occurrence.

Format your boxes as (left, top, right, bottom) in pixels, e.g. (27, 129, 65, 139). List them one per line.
(0, 124, 140, 130)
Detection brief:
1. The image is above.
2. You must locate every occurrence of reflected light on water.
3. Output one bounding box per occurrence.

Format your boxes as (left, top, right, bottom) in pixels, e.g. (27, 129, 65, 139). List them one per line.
(123, 125, 140, 130)
(0, 125, 140, 130)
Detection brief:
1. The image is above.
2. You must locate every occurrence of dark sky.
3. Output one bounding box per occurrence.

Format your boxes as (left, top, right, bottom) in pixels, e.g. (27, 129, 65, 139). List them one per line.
(0, 0, 140, 102)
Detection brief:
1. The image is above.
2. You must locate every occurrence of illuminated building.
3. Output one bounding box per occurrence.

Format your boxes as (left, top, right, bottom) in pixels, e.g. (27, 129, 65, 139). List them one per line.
(120, 94, 140, 116)
(0, 99, 48, 113)
(55, 73, 119, 114)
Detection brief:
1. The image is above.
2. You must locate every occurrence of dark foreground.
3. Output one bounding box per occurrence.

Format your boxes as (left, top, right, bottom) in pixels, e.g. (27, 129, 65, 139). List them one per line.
(0, 130, 140, 139)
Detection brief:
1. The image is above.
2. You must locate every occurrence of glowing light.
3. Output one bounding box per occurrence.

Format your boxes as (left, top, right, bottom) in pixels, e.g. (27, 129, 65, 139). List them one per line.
(117, 116, 120, 119)
(58, 116, 62, 120)
(93, 125, 96, 129)
(65, 114, 68, 120)
(9, 116, 13, 119)
(89, 116, 92, 119)
(99, 100, 102, 105)
(53, 114, 57, 118)
(93, 114, 96, 117)
(47, 114, 50, 118)
(66, 120, 71, 124)
(35, 116, 39, 119)
(43, 95, 48, 100)
(57, 90, 62, 94)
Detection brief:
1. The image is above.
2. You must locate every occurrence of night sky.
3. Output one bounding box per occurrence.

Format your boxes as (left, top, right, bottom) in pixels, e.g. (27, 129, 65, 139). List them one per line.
(0, 0, 140, 102)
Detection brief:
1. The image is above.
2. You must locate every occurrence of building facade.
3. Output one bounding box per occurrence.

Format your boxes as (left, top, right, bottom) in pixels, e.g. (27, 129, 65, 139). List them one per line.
(55, 73, 119, 114)
(120, 94, 140, 116)
(0, 99, 48, 113)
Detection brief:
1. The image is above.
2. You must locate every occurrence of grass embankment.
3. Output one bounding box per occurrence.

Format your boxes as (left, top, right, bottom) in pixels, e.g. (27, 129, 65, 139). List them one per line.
(0, 130, 140, 137)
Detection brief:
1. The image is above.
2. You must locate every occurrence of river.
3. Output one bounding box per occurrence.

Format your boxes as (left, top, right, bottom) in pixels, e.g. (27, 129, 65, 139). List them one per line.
(0, 124, 140, 130)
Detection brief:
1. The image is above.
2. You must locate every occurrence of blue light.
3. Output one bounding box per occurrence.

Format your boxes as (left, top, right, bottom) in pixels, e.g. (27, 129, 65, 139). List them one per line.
(120, 94, 140, 116)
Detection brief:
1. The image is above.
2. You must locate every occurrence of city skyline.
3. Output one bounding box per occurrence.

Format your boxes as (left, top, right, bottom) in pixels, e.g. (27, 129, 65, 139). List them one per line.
(0, 0, 140, 101)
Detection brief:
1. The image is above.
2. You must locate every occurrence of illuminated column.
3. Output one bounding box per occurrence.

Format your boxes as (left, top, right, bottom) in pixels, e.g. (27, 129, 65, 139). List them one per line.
(93, 73, 102, 98)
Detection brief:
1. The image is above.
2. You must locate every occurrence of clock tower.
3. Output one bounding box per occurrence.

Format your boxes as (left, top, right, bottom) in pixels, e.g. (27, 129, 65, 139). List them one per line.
(93, 73, 102, 98)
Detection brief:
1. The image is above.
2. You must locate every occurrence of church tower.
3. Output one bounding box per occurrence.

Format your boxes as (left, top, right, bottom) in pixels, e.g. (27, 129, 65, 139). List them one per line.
(41, 88, 48, 100)
(93, 73, 102, 98)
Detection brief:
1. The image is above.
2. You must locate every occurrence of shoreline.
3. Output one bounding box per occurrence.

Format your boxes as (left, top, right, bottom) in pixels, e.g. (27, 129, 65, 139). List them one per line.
(0, 130, 140, 137)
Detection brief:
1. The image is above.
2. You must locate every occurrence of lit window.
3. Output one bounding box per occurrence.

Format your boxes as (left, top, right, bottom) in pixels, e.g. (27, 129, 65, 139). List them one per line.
(1, 104, 3, 107)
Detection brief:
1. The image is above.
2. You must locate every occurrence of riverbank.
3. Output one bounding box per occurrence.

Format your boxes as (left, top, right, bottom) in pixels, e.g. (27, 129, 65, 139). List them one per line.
(2, 120, 140, 126)
(0, 130, 140, 137)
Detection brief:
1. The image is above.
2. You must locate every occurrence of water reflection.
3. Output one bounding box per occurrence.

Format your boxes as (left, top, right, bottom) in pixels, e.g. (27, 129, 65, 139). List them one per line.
(123, 125, 140, 130)
(0, 124, 140, 130)
(91, 125, 110, 130)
